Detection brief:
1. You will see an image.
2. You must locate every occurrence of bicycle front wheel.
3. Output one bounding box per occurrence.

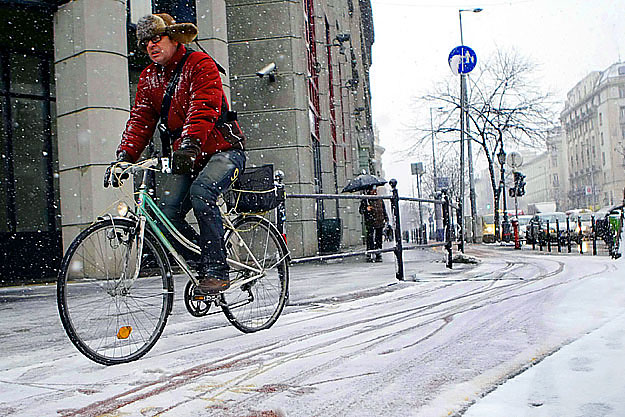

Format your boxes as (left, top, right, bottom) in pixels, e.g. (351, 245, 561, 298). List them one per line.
(57, 218, 173, 365)
(222, 215, 289, 333)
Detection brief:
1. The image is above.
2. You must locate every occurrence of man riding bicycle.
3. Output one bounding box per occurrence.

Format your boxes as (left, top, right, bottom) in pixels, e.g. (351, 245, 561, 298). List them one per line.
(105, 13, 245, 294)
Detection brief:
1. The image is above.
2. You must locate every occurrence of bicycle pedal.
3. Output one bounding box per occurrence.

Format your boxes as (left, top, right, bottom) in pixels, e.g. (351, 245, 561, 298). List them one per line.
(192, 288, 218, 300)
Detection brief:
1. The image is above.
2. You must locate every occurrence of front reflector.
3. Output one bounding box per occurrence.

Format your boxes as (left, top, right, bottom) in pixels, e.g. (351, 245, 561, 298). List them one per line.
(117, 326, 132, 339)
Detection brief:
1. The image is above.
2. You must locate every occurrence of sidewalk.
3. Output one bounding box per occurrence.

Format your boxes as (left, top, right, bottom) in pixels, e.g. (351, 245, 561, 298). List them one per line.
(462, 246, 625, 416)
(464, 310, 625, 416)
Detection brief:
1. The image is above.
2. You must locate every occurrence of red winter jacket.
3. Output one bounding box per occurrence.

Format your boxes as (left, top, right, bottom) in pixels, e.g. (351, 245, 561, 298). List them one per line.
(118, 45, 233, 167)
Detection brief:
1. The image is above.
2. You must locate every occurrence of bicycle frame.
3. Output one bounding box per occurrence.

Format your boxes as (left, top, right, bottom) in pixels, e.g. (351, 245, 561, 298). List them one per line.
(124, 160, 269, 290)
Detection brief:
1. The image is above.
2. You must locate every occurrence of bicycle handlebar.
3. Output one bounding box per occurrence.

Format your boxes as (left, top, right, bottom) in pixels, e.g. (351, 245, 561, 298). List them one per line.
(116, 157, 172, 174)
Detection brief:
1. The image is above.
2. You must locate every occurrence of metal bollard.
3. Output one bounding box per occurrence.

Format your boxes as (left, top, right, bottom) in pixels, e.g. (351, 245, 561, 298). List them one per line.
(547, 220, 551, 252)
(556, 219, 561, 252)
(578, 218, 583, 254)
(512, 218, 520, 250)
(389, 179, 404, 280)
(274, 170, 286, 239)
(592, 215, 597, 256)
(443, 193, 453, 269)
(457, 203, 464, 253)
(567, 217, 572, 253)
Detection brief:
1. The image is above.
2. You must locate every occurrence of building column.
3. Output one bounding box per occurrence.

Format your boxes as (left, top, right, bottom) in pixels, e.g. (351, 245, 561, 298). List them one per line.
(195, 0, 230, 100)
(54, 0, 131, 249)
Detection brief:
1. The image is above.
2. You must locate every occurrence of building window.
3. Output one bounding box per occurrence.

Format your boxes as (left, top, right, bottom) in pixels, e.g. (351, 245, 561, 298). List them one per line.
(1, 15, 56, 233)
(602, 152, 606, 166)
(620, 85, 625, 99)
(599, 112, 602, 126)
(152, 0, 197, 24)
(0, 4, 59, 278)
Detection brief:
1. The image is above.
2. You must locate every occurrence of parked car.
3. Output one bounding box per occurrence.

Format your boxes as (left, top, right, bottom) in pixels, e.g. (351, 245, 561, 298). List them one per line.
(526, 212, 568, 244)
(570, 212, 594, 239)
(481, 214, 496, 243)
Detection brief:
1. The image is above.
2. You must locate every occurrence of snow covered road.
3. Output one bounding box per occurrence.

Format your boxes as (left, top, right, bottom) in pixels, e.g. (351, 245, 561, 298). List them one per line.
(1, 246, 624, 416)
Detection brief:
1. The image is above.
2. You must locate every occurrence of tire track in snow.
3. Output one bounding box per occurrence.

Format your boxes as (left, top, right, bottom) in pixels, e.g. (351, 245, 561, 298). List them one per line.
(59, 249, 608, 416)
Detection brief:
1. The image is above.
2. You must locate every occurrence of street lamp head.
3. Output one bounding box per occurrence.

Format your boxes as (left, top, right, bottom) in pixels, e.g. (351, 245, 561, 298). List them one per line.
(497, 148, 506, 165)
(459, 7, 483, 13)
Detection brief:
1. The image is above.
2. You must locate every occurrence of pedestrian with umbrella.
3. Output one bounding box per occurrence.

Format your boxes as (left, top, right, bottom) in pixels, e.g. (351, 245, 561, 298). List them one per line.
(343, 173, 389, 263)
(359, 185, 388, 262)
(342, 173, 387, 193)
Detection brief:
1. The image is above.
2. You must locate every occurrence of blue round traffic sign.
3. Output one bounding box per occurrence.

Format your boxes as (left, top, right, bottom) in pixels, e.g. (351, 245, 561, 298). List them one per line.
(448, 46, 477, 75)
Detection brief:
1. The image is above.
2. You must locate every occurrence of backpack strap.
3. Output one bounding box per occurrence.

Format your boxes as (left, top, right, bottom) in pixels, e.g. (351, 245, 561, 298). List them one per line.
(158, 49, 192, 157)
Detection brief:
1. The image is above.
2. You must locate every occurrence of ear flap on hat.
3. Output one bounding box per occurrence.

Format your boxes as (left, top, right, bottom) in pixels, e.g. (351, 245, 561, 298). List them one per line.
(166, 23, 198, 44)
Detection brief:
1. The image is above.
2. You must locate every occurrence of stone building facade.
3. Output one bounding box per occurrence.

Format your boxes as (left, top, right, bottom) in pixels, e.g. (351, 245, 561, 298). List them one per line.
(520, 129, 569, 213)
(561, 62, 625, 210)
(0, 0, 377, 279)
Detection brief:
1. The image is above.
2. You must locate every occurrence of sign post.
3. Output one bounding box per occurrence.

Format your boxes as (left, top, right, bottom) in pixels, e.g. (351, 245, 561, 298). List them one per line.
(449, 45, 477, 250)
(448, 46, 477, 75)
(411, 162, 425, 243)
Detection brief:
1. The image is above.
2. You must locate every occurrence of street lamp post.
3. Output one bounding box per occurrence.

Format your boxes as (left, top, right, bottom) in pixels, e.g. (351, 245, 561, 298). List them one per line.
(429, 106, 444, 190)
(497, 147, 510, 241)
(430, 106, 444, 241)
(458, 7, 482, 248)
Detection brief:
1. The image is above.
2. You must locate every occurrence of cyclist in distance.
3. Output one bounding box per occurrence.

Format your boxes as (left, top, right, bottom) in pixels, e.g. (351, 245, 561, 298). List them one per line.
(105, 13, 246, 294)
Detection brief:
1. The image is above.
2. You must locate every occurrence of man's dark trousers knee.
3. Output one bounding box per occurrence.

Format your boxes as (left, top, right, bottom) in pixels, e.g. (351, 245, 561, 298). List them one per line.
(158, 149, 245, 276)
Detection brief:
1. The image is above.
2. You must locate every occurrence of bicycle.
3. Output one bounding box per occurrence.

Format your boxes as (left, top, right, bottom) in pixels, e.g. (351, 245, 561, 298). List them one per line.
(56, 157, 290, 365)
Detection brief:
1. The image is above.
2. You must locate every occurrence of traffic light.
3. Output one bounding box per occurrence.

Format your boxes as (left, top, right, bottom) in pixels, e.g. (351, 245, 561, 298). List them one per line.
(509, 187, 516, 197)
(513, 172, 526, 197)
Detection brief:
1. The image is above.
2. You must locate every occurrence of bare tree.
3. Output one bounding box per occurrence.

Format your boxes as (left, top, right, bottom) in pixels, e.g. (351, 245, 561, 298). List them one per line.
(412, 48, 558, 238)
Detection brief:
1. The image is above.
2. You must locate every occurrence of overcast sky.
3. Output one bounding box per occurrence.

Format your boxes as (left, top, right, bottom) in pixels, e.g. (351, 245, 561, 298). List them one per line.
(369, 0, 625, 189)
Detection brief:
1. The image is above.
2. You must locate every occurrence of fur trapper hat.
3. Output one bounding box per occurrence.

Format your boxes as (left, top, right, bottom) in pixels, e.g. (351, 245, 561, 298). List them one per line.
(136, 13, 198, 51)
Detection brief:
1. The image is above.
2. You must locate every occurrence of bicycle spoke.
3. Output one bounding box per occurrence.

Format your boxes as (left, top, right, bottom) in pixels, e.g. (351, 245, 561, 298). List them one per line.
(221, 216, 289, 333)
(58, 220, 171, 365)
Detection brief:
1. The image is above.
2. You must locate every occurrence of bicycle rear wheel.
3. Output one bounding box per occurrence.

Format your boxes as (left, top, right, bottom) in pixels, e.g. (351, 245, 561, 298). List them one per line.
(57, 218, 173, 365)
(221, 215, 289, 333)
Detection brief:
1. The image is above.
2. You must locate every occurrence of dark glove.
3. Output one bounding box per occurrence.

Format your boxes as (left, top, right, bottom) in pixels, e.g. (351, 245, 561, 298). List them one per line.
(104, 151, 133, 188)
(171, 137, 201, 175)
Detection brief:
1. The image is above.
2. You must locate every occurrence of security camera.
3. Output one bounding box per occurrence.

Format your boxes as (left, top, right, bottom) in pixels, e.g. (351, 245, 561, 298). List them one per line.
(256, 62, 277, 81)
(335, 33, 350, 43)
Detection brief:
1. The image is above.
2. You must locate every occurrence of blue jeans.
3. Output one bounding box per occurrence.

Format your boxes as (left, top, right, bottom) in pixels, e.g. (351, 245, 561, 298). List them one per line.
(158, 149, 246, 277)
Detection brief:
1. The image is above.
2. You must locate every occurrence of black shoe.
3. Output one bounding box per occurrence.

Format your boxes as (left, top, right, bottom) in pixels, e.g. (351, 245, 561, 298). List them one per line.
(374, 255, 383, 263)
(366, 256, 374, 263)
(197, 276, 230, 293)
(196, 265, 230, 294)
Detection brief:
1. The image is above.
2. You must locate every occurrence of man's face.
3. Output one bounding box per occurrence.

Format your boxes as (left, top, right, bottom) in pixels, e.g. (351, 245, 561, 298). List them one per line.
(146, 34, 179, 66)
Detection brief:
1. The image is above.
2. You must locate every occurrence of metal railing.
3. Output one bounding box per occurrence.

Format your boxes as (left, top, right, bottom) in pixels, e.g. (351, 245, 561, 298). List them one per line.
(522, 209, 623, 259)
(274, 177, 459, 280)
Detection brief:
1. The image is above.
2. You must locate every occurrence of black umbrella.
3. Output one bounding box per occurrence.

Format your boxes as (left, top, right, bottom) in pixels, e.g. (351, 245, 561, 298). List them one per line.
(342, 174, 387, 193)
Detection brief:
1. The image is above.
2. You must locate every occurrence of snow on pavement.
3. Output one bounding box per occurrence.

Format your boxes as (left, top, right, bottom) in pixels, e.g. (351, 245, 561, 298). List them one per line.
(462, 236, 625, 416)
(1, 246, 625, 416)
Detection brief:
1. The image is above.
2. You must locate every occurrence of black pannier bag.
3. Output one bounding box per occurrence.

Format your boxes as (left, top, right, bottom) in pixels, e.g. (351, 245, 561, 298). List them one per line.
(225, 164, 279, 213)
